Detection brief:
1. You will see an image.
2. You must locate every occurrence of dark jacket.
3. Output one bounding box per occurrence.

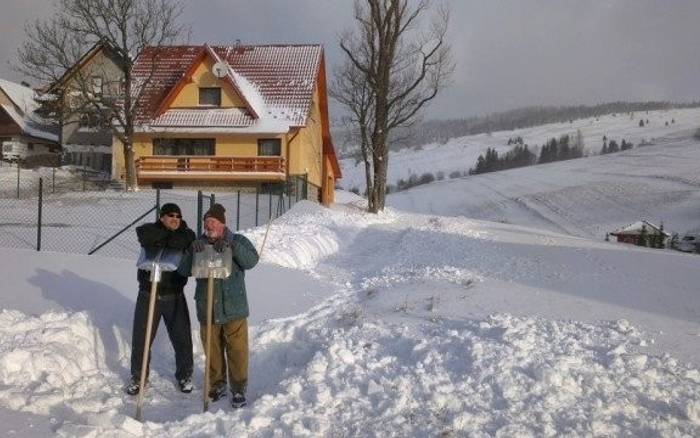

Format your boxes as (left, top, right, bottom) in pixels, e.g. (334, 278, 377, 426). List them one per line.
(180, 228, 259, 323)
(136, 220, 196, 295)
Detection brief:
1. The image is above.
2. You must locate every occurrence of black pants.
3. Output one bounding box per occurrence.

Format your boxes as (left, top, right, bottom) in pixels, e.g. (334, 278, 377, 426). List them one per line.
(130, 291, 193, 381)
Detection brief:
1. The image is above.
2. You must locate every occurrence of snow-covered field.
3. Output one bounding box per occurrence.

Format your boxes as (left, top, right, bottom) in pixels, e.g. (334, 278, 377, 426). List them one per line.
(339, 107, 700, 191)
(388, 133, 700, 240)
(1, 188, 699, 436)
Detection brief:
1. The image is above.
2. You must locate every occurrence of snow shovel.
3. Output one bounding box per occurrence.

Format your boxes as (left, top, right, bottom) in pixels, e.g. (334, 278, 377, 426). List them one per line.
(134, 247, 183, 422)
(192, 244, 233, 412)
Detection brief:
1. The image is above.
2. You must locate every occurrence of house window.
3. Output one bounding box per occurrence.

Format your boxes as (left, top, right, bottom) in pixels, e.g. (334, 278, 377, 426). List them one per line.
(79, 111, 104, 128)
(27, 143, 34, 151)
(91, 76, 103, 96)
(199, 88, 221, 106)
(258, 139, 281, 156)
(153, 138, 215, 156)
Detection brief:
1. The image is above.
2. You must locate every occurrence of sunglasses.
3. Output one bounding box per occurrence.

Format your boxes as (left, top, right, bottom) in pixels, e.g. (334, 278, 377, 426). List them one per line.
(165, 213, 182, 218)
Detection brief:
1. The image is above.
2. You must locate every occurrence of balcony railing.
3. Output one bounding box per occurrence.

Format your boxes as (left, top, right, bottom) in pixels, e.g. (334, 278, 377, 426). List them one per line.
(135, 155, 286, 182)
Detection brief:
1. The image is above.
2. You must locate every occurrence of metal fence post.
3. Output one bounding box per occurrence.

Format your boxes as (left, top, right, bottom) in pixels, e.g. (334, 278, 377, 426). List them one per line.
(155, 188, 161, 221)
(295, 177, 299, 203)
(197, 190, 203, 236)
(16, 162, 20, 199)
(304, 173, 308, 200)
(287, 179, 291, 210)
(211, 193, 215, 206)
(37, 178, 43, 251)
(52, 167, 56, 193)
(255, 186, 259, 227)
(268, 190, 272, 220)
(236, 190, 241, 231)
(82, 166, 86, 191)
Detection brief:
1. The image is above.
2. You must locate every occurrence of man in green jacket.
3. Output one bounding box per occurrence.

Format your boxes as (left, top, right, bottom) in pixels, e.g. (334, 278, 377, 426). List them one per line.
(184, 203, 259, 409)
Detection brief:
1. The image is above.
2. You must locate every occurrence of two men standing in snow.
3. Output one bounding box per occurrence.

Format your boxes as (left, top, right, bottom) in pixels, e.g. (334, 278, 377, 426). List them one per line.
(127, 202, 259, 410)
(127, 203, 196, 396)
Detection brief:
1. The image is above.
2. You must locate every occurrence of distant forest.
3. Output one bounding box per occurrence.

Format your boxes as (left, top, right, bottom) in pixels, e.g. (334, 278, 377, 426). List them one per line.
(333, 101, 700, 159)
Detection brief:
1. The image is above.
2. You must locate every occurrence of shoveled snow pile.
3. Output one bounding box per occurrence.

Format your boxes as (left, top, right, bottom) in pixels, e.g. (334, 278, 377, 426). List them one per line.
(0, 193, 698, 436)
(158, 303, 700, 436)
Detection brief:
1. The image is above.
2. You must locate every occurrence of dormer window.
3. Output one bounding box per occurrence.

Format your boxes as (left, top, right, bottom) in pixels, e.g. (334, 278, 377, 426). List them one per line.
(199, 87, 221, 106)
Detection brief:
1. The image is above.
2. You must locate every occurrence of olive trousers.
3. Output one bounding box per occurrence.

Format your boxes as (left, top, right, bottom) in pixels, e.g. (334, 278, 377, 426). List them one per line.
(200, 318, 248, 394)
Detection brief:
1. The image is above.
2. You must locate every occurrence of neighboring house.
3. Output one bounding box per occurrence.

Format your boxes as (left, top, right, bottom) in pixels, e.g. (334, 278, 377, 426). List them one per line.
(610, 220, 669, 246)
(117, 43, 341, 205)
(47, 42, 124, 174)
(0, 78, 59, 166)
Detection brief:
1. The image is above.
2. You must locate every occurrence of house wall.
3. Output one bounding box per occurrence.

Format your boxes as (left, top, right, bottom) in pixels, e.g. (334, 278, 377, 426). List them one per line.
(0, 90, 22, 136)
(287, 85, 323, 188)
(170, 58, 246, 108)
(61, 49, 123, 178)
(322, 154, 336, 205)
(61, 47, 123, 150)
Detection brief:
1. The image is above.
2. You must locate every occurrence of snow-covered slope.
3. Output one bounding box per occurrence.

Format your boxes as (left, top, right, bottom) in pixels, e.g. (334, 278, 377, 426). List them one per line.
(0, 194, 699, 436)
(388, 133, 700, 240)
(340, 107, 700, 191)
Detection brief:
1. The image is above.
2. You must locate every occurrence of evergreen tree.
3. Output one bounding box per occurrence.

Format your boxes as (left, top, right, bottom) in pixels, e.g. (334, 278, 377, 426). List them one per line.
(639, 119, 645, 127)
(539, 137, 558, 164)
(558, 134, 571, 160)
(608, 140, 620, 153)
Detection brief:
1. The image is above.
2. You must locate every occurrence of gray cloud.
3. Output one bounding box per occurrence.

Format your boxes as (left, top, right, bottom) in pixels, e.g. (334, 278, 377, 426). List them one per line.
(1, 0, 699, 119)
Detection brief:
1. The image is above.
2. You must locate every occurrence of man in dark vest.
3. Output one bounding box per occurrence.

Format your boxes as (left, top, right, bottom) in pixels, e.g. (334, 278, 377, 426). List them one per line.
(126, 203, 196, 395)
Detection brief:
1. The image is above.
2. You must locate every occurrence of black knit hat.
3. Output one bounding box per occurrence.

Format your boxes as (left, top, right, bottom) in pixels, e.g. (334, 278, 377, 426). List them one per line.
(204, 203, 226, 224)
(160, 203, 182, 217)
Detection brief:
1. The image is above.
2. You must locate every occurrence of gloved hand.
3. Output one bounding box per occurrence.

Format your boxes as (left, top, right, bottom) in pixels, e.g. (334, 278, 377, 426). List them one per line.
(191, 240, 206, 253)
(213, 239, 230, 253)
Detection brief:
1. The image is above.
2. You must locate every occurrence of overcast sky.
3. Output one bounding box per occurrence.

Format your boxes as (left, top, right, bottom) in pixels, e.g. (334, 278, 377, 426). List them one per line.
(2, 0, 699, 119)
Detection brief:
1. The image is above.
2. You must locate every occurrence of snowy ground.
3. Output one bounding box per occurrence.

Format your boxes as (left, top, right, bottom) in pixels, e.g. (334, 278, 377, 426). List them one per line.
(0, 189, 699, 436)
(339, 106, 700, 191)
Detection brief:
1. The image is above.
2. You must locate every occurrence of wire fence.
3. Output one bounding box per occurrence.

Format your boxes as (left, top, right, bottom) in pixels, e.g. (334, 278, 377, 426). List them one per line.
(0, 160, 113, 199)
(0, 167, 316, 259)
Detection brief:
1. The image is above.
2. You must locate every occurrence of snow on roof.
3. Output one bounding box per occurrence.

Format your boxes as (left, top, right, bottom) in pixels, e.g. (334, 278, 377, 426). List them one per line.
(139, 107, 291, 135)
(0, 78, 39, 115)
(611, 220, 669, 236)
(0, 78, 58, 142)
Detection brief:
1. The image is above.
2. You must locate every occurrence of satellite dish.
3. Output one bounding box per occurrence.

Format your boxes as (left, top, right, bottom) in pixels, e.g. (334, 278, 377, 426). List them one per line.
(212, 61, 229, 78)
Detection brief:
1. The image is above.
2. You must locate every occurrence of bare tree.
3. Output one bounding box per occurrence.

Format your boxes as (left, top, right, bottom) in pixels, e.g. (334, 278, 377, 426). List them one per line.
(333, 0, 453, 212)
(15, 0, 189, 190)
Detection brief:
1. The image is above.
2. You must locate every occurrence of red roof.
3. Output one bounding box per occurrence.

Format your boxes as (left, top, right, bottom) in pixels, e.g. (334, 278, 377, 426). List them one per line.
(132, 44, 322, 128)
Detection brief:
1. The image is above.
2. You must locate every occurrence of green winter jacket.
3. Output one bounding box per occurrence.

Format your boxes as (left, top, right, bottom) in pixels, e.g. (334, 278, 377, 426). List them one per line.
(180, 228, 259, 324)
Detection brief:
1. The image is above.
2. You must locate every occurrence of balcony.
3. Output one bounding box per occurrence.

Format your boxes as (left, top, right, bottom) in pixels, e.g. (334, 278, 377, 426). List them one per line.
(135, 155, 286, 183)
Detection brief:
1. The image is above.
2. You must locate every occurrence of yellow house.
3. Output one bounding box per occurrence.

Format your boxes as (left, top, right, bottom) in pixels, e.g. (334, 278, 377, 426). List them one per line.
(116, 44, 341, 205)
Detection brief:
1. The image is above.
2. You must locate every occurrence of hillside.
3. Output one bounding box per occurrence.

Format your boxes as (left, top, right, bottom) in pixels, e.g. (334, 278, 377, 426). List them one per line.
(339, 107, 700, 193)
(387, 133, 700, 240)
